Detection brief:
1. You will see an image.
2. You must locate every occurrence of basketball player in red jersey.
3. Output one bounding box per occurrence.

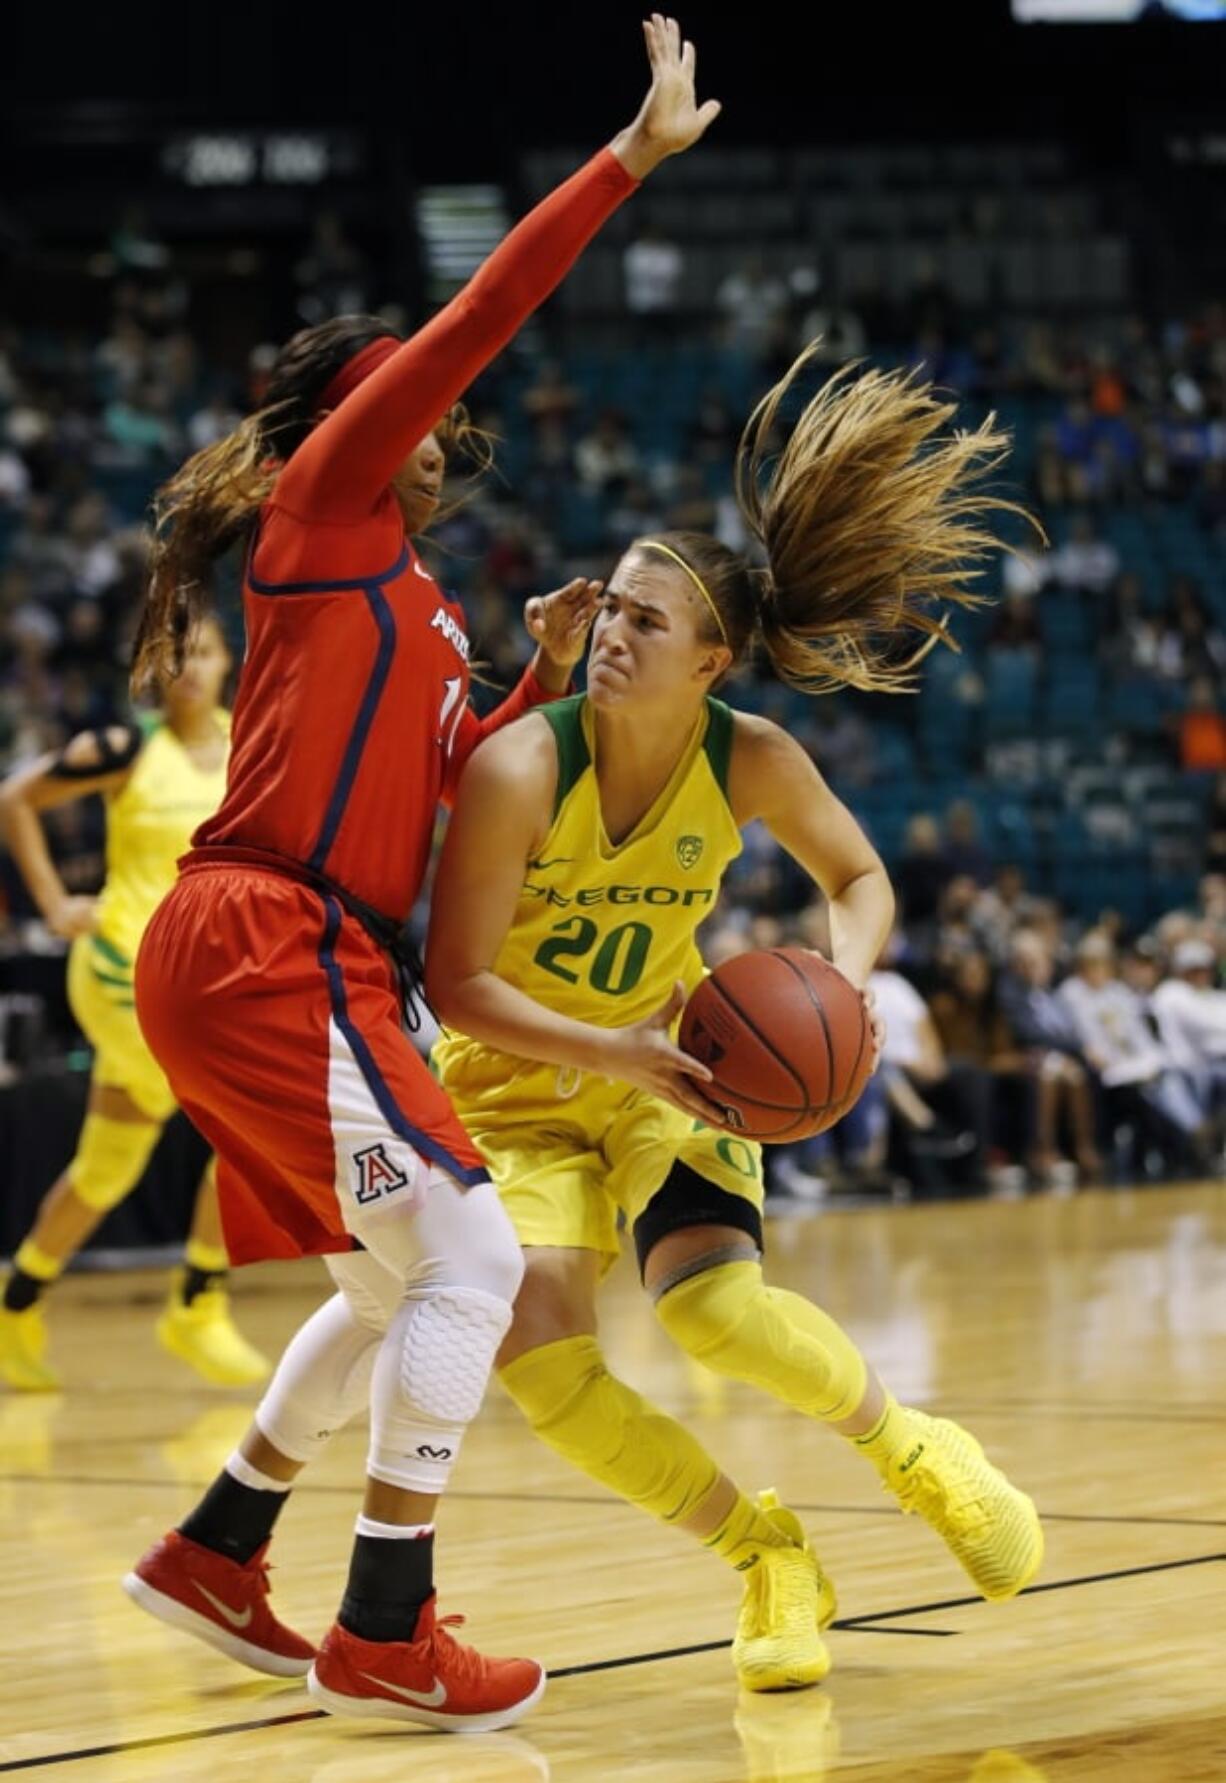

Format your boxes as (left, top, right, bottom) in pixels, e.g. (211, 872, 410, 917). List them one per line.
(120, 18, 720, 1734)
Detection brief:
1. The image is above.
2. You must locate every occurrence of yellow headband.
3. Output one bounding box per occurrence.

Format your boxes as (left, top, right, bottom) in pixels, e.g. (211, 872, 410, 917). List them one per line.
(638, 540, 729, 648)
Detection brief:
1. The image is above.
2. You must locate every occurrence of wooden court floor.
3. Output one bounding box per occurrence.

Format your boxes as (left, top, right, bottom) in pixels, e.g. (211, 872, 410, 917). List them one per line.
(1, 1184, 1224, 1781)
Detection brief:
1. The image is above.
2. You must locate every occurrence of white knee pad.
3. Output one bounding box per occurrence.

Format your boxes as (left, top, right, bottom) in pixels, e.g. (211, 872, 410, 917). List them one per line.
(367, 1284, 512, 1493)
(254, 1292, 381, 1466)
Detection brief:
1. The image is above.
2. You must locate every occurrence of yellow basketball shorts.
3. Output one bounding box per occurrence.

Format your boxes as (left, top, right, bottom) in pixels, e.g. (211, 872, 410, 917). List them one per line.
(67, 932, 177, 1123)
(441, 1049, 764, 1267)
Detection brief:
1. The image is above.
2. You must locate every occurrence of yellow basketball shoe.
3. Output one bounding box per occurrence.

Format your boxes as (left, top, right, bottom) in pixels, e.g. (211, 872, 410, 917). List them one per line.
(884, 1411, 1043, 1601)
(732, 1491, 837, 1693)
(156, 1275, 271, 1387)
(0, 1304, 61, 1392)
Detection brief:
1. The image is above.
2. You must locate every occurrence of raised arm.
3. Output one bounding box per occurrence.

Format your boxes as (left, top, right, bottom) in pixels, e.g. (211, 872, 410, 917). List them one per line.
(276, 17, 720, 523)
(0, 727, 142, 938)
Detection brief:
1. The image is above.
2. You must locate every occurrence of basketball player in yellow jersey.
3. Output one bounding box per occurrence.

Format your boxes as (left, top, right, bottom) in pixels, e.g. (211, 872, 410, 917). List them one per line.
(428, 348, 1044, 1691)
(0, 616, 268, 1392)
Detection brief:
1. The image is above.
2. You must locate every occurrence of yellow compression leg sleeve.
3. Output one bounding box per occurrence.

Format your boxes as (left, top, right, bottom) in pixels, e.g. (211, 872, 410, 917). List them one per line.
(499, 1335, 784, 1566)
(654, 1261, 869, 1425)
(68, 1114, 161, 1212)
(13, 1240, 64, 1285)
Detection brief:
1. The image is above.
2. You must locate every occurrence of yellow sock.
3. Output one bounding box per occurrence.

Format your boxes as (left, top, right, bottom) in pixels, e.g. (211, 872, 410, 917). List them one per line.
(500, 1335, 723, 1528)
(703, 1490, 791, 1572)
(852, 1393, 920, 1474)
(183, 1239, 229, 1275)
(655, 1261, 868, 1423)
(14, 1240, 64, 1284)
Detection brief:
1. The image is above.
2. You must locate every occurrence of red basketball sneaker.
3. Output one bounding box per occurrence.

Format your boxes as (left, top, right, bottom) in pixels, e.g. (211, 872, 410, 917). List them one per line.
(308, 1595, 546, 1732)
(122, 1530, 315, 1677)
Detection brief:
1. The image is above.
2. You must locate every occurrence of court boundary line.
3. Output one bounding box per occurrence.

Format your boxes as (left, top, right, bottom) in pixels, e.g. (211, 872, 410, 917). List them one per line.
(3, 1473, 1223, 1532)
(2, 1549, 1221, 1773)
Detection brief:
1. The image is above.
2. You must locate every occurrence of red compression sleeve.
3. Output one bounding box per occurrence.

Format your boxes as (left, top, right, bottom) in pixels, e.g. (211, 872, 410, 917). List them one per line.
(442, 666, 567, 807)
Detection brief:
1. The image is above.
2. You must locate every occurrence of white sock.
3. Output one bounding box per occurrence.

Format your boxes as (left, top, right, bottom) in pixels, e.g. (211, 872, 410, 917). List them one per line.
(354, 1513, 435, 1541)
(225, 1449, 292, 1495)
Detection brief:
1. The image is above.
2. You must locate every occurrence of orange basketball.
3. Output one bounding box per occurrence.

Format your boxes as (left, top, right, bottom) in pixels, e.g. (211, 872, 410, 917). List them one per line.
(679, 948, 874, 1142)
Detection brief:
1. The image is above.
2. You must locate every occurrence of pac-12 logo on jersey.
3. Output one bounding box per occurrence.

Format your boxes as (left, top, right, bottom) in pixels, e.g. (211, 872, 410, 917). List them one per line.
(352, 1143, 411, 1206)
(676, 835, 704, 869)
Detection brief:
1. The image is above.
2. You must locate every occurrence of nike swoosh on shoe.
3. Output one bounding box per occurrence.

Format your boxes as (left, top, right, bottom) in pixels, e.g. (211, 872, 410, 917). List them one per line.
(359, 1672, 447, 1708)
(189, 1580, 254, 1629)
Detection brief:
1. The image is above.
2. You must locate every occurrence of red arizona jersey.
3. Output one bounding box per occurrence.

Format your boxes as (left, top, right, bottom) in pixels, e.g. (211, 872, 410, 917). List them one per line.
(194, 147, 637, 919)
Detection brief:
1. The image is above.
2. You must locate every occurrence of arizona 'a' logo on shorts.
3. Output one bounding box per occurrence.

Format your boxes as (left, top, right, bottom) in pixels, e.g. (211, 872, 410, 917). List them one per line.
(676, 834, 704, 869)
(352, 1142, 411, 1206)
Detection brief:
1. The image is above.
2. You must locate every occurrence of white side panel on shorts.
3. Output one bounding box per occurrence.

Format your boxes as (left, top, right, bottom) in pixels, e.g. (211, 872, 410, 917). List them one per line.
(326, 1014, 427, 1240)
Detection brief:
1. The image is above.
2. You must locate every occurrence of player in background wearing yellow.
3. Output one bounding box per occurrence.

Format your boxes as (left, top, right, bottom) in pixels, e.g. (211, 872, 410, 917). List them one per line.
(0, 616, 268, 1391)
(427, 349, 1045, 1691)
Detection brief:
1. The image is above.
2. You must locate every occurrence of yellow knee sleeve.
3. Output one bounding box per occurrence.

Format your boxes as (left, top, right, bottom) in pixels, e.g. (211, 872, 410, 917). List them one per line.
(499, 1334, 721, 1526)
(655, 1260, 868, 1424)
(68, 1114, 160, 1211)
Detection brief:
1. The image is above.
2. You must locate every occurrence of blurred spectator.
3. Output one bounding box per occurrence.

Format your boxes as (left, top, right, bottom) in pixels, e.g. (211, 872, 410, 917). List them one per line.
(1049, 513, 1120, 596)
(894, 815, 951, 931)
(688, 388, 738, 470)
(1151, 939, 1226, 1105)
(664, 464, 717, 534)
(575, 410, 640, 495)
(1177, 678, 1226, 772)
(801, 298, 867, 366)
(808, 704, 875, 789)
(869, 946, 983, 1193)
(972, 866, 1043, 963)
(988, 593, 1040, 652)
(0, 443, 31, 510)
(1057, 931, 1206, 1163)
(1164, 576, 1226, 680)
(623, 223, 685, 330)
(102, 380, 181, 462)
(930, 949, 1028, 1188)
(943, 801, 992, 886)
(1002, 546, 1048, 602)
(94, 315, 149, 398)
(187, 393, 243, 453)
(521, 360, 580, 433)
(64, 495, 121, 600)
(607, 477, 665, 551)
(9, 497, 75, 605)
(999, 929, 1101, 1183)
(716, 255, 789, 361)
(1103, 571, 1164, 677)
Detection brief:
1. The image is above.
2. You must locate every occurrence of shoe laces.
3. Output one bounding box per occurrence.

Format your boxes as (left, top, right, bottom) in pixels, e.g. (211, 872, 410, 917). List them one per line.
(748, 1544, 812, 1635)
(426, 1611, 486, 1684)
(893, 1458, 989, 1539)
(240, 1550, 274, 1600)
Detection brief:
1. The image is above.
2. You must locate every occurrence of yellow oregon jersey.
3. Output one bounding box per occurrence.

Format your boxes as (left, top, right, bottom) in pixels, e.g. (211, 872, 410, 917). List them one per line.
(92, 711, 230, 964)
(435, 694, 763, 1263)
(438, 691, 740, 1062)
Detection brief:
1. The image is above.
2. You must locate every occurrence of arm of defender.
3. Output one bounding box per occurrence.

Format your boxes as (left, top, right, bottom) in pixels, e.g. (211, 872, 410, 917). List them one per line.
(442, 579, 603, 805)
(275, 18, 720, 522)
